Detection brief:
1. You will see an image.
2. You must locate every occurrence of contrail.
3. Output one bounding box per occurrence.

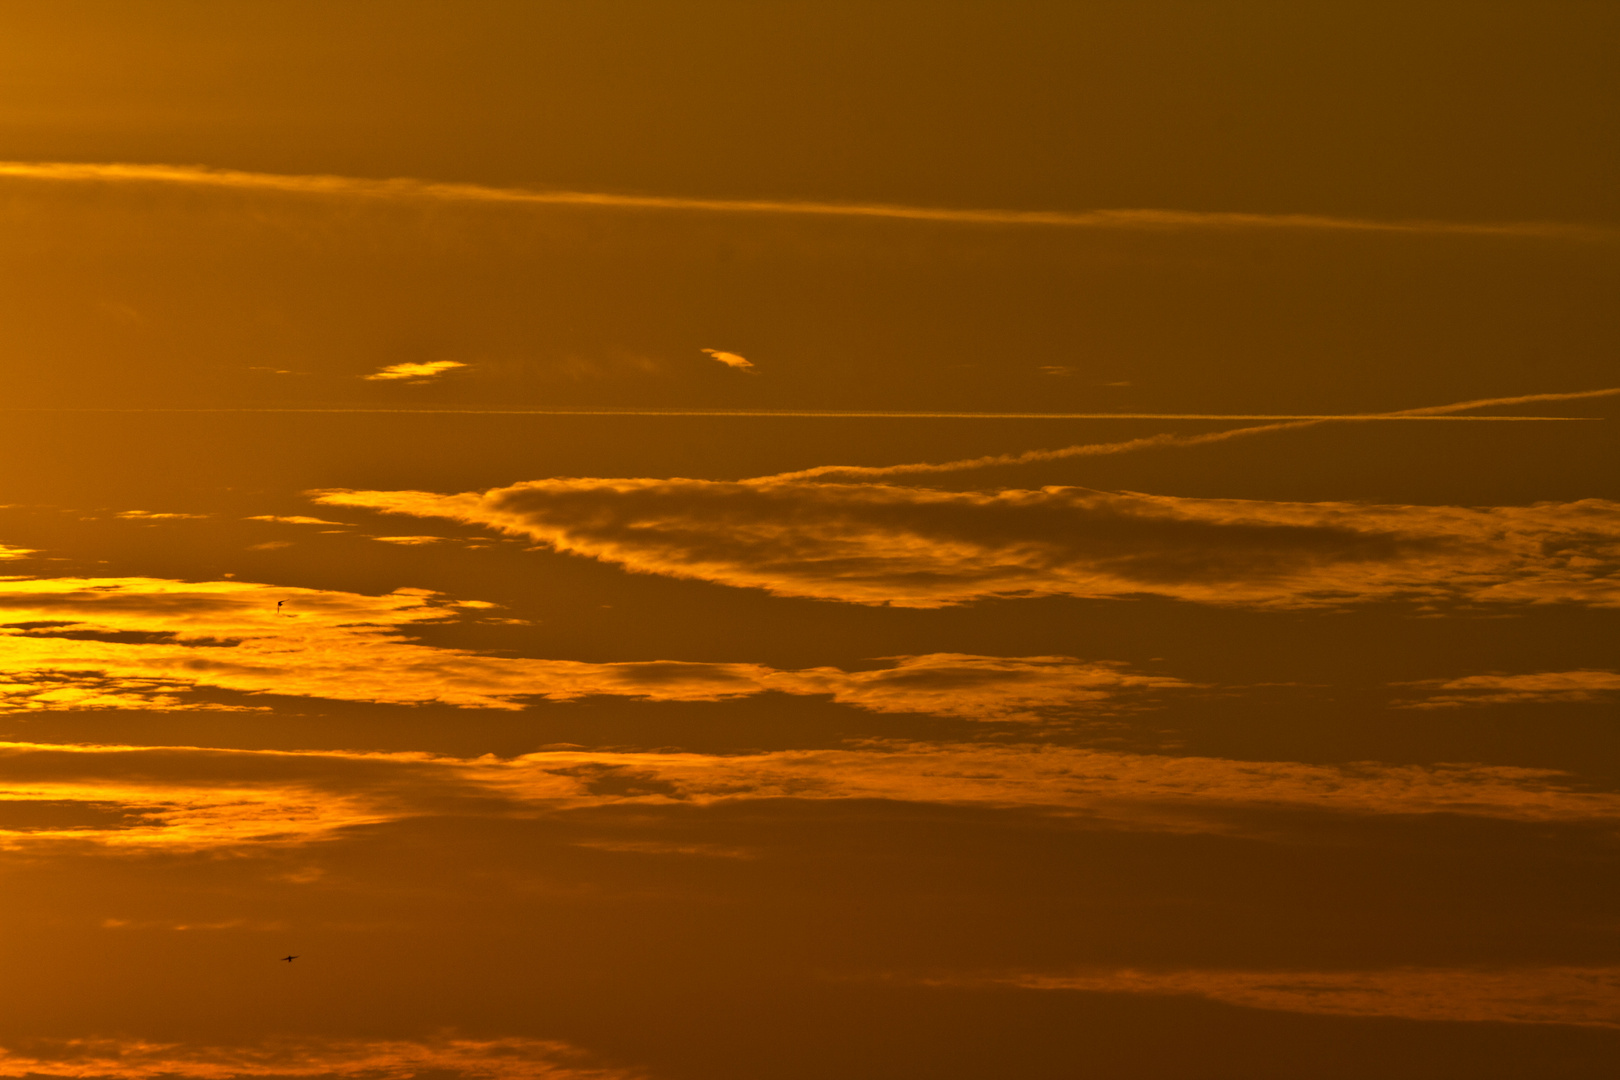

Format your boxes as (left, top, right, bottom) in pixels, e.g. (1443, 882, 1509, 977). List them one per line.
(0, 408, 1587, 420)
(751, 387, 1620, 482)
(0, 160, 1608, 240)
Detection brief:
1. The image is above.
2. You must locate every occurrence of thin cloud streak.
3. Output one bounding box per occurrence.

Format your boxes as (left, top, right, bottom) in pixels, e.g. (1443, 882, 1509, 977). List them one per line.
(1396, 669, 1620, 708)
(0, 161, 1610, 239)
(0, 1035, 633, 1080)
(755, 387, 1620, 482)
(926, 967, 1620, 1029)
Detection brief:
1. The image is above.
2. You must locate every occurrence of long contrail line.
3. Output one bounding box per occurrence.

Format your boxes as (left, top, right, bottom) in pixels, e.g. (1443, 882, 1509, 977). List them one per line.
(0, 408, 1588, 420)
(751, 387, 1620, 482)
(0, 161, 1608, 240)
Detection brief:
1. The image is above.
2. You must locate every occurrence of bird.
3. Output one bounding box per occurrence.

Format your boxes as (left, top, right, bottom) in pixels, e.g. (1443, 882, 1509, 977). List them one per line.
(281, 955, 299, 962)
(276, 600, 287, 615)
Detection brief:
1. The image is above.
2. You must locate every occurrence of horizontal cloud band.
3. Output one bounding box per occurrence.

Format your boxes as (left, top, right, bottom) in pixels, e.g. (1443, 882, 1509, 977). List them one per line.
(0, 576, 1187, 715)
(316, 482, 1620, 609)
(4, 738, 1616, 852)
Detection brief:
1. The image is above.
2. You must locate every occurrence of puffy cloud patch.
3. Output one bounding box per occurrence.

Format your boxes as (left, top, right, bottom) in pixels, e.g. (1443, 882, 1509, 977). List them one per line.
(700, 348, 755, 371)
(316, 481, 1620, 609)
(362, 360, 467, 382)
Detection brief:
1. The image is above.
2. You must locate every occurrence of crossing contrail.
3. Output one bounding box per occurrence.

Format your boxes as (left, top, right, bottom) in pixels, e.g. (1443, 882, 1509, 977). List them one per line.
(750, 387, 1620, 482)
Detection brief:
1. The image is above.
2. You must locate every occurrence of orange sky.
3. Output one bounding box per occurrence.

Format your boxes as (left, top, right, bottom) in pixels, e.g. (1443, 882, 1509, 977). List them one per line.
(0, 3, 1616, 1078)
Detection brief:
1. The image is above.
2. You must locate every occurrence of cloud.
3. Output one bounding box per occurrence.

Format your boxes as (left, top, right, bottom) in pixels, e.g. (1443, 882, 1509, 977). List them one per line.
(0, 1035, 633, 1079)
(115, 510, 208, 520)
(1396, 669, 1620, 708)
(0, 575, 1186, 716)
(316, 481, 1620, 610)
(3, 737, 1617, 852)
(928, 967, 1620, 1029)
(244, 515, 351, 526)
(0, 546, 34, 561)
(362, 360, 467, 382)
(767, 654, 1190, 720)
(701, 348, 755, 371)
(1, 161, 1611, 240)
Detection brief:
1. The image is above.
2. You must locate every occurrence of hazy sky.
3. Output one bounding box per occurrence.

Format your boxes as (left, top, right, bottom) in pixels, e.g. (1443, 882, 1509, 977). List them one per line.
(0, 3, 1616, 1078)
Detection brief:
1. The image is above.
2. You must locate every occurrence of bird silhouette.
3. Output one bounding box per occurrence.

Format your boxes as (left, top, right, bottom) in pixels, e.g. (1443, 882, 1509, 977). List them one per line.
(281, 955, 298, 962)
(276, 600, 287, 615)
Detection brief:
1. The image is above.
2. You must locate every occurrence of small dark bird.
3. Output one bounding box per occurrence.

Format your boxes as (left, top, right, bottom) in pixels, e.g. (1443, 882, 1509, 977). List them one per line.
(281, 955, 298, 962)
(276, 600, 287, 615)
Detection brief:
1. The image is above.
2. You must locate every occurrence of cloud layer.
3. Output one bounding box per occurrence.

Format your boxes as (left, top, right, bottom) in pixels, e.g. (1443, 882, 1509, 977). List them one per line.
(317, 481, 1620, 609)
(0, 576, 1183, 717)
(5, 738, 1616, 852)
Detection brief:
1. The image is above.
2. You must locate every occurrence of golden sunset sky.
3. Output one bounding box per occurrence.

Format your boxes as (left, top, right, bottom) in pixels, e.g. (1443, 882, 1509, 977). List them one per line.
(0, 3, 1617, 1078)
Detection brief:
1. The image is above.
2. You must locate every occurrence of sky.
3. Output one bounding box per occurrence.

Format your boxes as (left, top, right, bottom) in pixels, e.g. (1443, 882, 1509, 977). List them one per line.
(0, 2, 1616, 1078)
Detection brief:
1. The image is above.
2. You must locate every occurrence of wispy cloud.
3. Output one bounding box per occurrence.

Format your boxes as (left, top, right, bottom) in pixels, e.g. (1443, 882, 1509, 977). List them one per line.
(0, 1035, 634, 1079)
(243, 515, 351, 526)
(0, 161, 1611, 240)
(925, 967, 1620, 1029)
(1396, 669, 1620, 708)
(317, 481, 1620, 610)
(362, 360, 467, 382)
(701, 348, 755, 371)
(0, 576, 1188, 717)
(115, 510, 209, 521)
(4, 738, 1617, 852)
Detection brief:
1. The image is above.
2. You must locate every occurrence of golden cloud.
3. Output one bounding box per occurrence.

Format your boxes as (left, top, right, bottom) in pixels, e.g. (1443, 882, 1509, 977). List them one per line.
(0, 576, 1186, 717)
(700, 348, 755, 371)
(316, 481, 1620, 609)
(4, 739, 1616, 852)
(1396, 669, 1620, 708)
(362, 360, 467, 382)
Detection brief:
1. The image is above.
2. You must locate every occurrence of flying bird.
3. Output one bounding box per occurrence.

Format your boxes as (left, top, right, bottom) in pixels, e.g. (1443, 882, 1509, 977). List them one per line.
(281, 955, 298, 962)
(701, 348, 756, 372)
(276, 600, 287, 615)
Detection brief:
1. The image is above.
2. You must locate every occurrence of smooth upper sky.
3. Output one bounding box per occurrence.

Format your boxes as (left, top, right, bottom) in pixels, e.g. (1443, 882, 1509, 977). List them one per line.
(0, 4, 1616, 1079)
